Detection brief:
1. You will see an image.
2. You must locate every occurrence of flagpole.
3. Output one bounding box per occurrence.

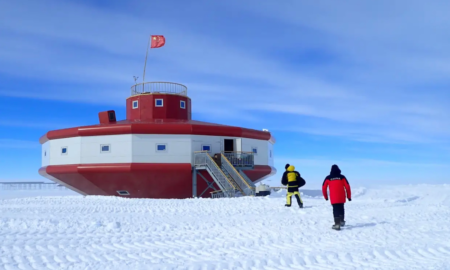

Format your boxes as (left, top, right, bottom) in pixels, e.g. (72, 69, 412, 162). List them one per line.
(142, 35, 151, 86)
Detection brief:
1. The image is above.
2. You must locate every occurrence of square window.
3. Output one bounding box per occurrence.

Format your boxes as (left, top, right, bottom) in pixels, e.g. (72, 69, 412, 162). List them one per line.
(252, 147, 258, 154)
(156, 144, 167, 152)
(132, 100, 138, 109)
(155, 99, 163, 107)
(61, 147, 68, 155)
(101, 144, 110, 153)
(180, 100, 186, 109)
(202, 145, 211, 152)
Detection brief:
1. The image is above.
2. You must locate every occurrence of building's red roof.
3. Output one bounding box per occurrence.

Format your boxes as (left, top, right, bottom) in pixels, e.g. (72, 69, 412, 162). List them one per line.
(39, 119, 276, 144)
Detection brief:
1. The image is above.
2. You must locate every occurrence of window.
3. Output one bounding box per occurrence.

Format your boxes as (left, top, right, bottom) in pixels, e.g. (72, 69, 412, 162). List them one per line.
(155, 99, 163, 107)
(132, 100, 138, 109)
(252, 147, 258, 154)
(156, 144, 167, 152)
(202, 145, 211, 152)
(44, 151, 46, 157)
(180, 100, 186, 109)
(270, 150, 272, 158)
(117, 190, 130, 196)
(61, 147, 68, 155)
(101, 144, 111, 153)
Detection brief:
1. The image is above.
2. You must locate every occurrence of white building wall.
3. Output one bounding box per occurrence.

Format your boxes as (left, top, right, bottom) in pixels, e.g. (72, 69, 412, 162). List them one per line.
(81, 135, 132, 164)
(49, 137, 81, 165)
(43, 134, 274, 166)
(132, 134, 192, 163)
(41, 141, 50, 167)
(241, 138, 270, 166)
(191, 135, 222, 154)
(235, 138, 242, 152)
(268, 141, 274, 167)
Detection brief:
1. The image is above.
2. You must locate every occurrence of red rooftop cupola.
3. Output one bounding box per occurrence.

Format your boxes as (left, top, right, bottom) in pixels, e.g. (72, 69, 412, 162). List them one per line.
(126, 82, 192, 121)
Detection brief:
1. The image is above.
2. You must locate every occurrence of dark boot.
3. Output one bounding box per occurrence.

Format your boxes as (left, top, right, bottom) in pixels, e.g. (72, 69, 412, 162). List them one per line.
(295, 194, 303, 208)
(332, 217, 341, 230)
(285, 204, 291, 207)
(340, 215, 346, 227)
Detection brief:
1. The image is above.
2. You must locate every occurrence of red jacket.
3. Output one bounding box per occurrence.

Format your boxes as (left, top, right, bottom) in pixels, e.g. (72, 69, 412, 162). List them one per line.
(322, 165, 351, 204)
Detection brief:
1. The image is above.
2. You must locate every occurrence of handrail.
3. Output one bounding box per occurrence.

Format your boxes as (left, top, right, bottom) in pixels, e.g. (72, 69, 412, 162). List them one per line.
(221, 154, 255, 196)
(221, 151, 254, 168)
(221, 154, 253, 190)
(193, 152, 237, 196)
(130, 82, 188, 97)
(238, 169, 256, 189)
(221, 151, 254, 154)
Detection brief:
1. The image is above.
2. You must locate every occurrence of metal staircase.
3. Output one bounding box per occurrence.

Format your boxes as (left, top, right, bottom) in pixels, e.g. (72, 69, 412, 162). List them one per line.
(193, 152, 237, 198)
(193, 151, 256, 198)
(220, 154, 255, 196)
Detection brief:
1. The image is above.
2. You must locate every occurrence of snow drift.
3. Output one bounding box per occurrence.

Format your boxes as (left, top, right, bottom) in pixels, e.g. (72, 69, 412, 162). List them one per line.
(0, 184, 449, 270)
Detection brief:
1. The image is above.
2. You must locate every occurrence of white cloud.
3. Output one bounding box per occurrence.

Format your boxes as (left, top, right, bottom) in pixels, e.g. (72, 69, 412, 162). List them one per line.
(0, 0, 448, 144)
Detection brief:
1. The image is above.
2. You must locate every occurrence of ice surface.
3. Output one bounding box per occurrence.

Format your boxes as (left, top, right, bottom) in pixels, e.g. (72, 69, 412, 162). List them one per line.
(0, 185, 449, 269)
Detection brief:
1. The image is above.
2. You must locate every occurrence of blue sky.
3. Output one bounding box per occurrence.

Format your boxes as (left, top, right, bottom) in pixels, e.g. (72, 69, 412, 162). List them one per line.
(0, 0, 449, 188)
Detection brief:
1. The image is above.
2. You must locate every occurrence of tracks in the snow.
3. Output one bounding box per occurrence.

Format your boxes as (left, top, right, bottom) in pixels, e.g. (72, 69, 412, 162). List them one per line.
(1, 191, 450, 270)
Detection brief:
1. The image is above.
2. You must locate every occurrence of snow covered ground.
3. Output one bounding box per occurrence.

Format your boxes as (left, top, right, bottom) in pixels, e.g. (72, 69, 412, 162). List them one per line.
(1, 185, 450, 270)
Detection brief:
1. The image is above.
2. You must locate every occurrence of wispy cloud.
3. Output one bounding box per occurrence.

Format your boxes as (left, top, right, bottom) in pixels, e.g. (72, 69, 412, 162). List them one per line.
(0, 120, 80, 130)
(0, 139, 40, 149)
(0, 0, 448, 145)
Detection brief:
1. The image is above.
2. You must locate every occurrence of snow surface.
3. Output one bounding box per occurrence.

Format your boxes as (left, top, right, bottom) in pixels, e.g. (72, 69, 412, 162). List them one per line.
(1, 185, 450, 270)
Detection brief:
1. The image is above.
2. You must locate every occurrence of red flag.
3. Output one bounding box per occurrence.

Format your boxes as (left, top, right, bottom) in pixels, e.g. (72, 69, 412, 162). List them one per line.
(151, 35, 165, 48)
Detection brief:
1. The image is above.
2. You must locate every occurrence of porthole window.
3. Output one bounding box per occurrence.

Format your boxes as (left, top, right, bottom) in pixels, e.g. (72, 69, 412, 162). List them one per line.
(117, 190, 130, 196)
(61, 147, 68, 155)
(132, 100, 138, 109)
(156, 143, 167, 152)
(180, 100, 186, 109)
(101, 144, 111, 153)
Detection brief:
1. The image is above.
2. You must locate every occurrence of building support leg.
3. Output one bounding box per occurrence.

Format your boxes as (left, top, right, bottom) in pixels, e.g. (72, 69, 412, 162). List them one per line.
(192, 167, 197, 198)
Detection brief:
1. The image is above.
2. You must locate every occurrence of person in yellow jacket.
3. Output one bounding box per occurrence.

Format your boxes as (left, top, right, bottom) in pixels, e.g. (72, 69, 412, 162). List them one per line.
(281, 164, 306, 208)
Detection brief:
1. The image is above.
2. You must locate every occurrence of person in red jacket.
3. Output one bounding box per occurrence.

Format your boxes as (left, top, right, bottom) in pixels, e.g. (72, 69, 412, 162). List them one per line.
(322, 164, 352, 230)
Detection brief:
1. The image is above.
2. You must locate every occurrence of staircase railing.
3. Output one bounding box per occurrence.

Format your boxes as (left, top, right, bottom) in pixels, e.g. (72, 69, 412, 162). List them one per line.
(193, 151, 236, 197)
(221, 167, 245, 195)
(222, 151, 254, 169)
(238, 169, 256, 191)
(210, 190, 226, 198)
(220, 154, 255, 196)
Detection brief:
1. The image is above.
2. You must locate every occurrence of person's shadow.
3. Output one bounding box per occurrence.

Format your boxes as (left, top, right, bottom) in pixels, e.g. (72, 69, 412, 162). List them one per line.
(344, 221, 388, 230)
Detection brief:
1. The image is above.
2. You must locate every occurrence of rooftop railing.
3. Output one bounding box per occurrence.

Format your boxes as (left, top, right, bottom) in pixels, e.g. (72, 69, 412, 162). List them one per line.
(130, 82, 188, 96)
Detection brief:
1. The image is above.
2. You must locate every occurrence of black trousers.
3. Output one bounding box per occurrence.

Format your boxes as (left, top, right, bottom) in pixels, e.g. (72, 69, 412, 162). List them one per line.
(332, 203, 345, 218)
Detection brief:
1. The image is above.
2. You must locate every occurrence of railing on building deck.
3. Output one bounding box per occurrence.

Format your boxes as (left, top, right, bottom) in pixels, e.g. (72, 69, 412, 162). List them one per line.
(0, 182, 67, 190)
(221, 151, 254, 168)
(130, 82, 188, 96)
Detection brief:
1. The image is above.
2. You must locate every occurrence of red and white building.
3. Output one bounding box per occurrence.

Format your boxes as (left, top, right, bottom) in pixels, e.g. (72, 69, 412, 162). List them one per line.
(39, 82, 276, 198)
